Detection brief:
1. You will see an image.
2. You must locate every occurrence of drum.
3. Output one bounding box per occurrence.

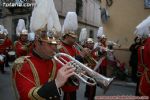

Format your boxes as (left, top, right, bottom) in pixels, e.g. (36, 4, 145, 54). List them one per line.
(8, 51, 16, 62)
(0, 54, 5, 64)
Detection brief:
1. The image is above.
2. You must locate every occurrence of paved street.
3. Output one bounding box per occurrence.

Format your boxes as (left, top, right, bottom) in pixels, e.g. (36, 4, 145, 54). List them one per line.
(0, 67, 136, 100)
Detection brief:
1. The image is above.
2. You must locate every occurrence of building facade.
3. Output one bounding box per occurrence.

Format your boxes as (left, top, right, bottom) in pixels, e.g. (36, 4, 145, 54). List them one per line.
(0, 0, 101, 41)
(100, 0, 150, 73)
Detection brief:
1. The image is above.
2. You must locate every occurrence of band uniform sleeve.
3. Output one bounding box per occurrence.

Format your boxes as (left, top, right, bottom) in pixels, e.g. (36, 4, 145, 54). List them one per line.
(34, 80, 61, 99)
(14, 60, 61, 100)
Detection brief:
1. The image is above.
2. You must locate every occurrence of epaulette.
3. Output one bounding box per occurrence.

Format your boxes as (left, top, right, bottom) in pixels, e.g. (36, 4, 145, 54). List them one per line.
(12, 56, 30, 71)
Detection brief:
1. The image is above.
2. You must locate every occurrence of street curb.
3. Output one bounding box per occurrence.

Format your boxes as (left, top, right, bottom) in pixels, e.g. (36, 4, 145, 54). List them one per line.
(112, 81, 136, 88)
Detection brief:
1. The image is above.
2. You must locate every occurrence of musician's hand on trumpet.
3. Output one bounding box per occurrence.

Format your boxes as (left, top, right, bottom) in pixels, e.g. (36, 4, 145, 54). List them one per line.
(55, 65, 76, 88)
(54, 53, 114, 93)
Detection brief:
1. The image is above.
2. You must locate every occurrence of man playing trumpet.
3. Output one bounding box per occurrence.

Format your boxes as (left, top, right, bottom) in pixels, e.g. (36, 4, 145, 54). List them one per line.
(12, 0, 75, 100)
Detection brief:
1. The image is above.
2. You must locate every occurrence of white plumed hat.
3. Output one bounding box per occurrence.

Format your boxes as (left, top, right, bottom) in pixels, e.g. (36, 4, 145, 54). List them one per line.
(62, 12, 78, 37)
(28, 32, 35, 41)
(86, 38, 94, 44)
(3, 29, 8, 36)
(30, 0, 60, 44)
(135, 16, 150, 38)
(47, 0, 61, 35)
(30, 0, 50, 32)
(0, 25, 4, 34)
(79, 28, 88, 44)
(16, 19, 27, 36)
(97, 27, 106, 38)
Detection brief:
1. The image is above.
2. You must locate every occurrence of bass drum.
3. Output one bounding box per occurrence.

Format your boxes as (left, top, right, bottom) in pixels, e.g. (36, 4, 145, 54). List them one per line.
(8, 51, 16, 62)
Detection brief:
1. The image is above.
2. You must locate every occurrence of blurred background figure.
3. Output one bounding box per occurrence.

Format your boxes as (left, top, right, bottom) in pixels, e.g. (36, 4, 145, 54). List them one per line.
(129, 37, 142, 83)
(84, 38, 97, 100)
(0, 25, 13, 73)
(14, 19, 29, 58)
(134, 16, 150, 97)
(94, 27, 108, 76)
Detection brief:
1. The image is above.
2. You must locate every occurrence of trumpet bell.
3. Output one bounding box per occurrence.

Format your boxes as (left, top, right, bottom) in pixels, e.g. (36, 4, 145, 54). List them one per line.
(94, 73, 114, 94)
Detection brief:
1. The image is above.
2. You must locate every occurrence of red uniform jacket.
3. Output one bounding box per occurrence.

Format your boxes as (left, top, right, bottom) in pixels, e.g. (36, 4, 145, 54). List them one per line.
(13, 52, 61, 100)
(0, 38, 12, 54)
(14, 41, 28, 57)
(139, 37, 150, 97)
(59, 42, 80, 92)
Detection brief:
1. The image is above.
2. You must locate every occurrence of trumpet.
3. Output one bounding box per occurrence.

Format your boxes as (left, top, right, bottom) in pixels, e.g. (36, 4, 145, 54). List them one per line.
(54, 53, 114, 93)
(75, 42, 97, 69)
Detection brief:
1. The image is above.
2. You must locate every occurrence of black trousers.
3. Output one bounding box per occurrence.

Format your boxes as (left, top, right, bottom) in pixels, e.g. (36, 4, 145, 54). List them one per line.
(0, 63, 5, 73)
(63, 91, 76, 100)
(99, 66, 107, 76)
(85, 81, 96, 100)
(135, 76, 140, 96)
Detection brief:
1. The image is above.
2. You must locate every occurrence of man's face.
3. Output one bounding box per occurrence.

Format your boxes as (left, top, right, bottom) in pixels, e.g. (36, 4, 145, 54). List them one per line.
(20, 34, 28, 42)
(101, 38, 107, 43)
(40, 41, 57, 57)
(87, 43, 94, 49)
(67, 35, 76, 45)
(97, 37, 102, 42)
(0, 34, 5, 44)
(0, 34, 5, 39)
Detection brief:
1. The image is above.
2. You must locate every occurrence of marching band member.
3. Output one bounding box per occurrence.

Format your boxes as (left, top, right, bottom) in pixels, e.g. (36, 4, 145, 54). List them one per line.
(94, 27, 108, 76)
(14, 19, 29, 58)
(136, 38, 144, 96)
(84, 38, 97, 100)
(0, 25, 12, 73)
(60, 12, 88, 100)
(60, 12, 80, 100)
(138, 35, 150, 97)
(134, 16, 150, 97)
(12, 0, 75, 100)
(3, 28, 13, 66)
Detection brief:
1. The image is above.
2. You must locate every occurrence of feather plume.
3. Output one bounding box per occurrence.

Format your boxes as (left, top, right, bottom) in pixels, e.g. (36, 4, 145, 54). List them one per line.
(135, 16, 150, 37)
(79, 28, 88, 43)
(3, 29, 8, 36)
(47, 0, 61, 35)
(28, 32, 35, 41)
(30, 0, 51, 32)
(97, 27, 104, 37)
(16, 19, 26, 36)
(62, 12, 78, 34)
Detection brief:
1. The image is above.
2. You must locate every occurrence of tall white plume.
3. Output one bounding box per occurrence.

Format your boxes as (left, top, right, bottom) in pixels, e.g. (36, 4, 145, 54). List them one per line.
(30, 0, 51, 32)
(79, 28, 88, 43)
(62, 12, 78, 34)
(28, 32, 35, 41)
(135, 16, 150, 37)
(97, 27, 104, 37)
(16, 19, 26, 36)
(47, 0, 61, 33)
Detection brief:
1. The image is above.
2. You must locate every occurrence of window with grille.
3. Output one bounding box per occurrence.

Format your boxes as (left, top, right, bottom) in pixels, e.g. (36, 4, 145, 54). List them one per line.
(89, 30, 94, 38)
